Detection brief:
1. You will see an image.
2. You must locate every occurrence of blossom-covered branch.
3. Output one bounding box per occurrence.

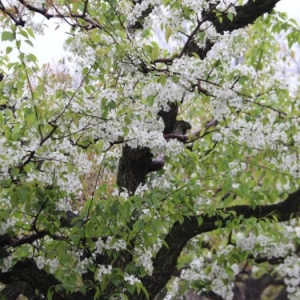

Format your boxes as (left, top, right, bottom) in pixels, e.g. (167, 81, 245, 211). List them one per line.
(142, 188, 300, 299)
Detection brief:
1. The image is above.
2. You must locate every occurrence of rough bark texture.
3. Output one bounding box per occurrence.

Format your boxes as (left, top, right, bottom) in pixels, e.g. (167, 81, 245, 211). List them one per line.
(117, 145, 153, 194)
(0, 259, 70, 300)
(212, 0, 281, 33)
(0, 281, 40, 300)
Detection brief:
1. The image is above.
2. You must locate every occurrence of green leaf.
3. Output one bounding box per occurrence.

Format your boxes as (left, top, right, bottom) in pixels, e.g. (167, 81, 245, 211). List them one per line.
(159, 74, 167, 86)
(19, 28, 28, 38)
(135, 219, 145, 231)
(27, 53, 37, 63)
(141, 285, 149, 299)
(2, 31, 14, 41)
(26, 28, 35, 38)
(197, 216, 203, 226)
(5, 46, 13, 54)
(10, 168, 19, 177)
(147, 95, 156, 106)
(127, 284, 135, 294)
(150, 41, 160, 60)
(47, 289, 54, 300)
(165, 27, 172, 43)
(227, 13, 234, 21)
(110, 202, 118, 215)
(108, 100, 116, 109)
(82, 67, 89, 76)
(25, 39, 34, 47)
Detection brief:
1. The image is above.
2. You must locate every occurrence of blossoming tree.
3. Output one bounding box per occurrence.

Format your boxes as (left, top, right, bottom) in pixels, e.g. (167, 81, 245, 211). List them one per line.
(0, 0, 300, 299)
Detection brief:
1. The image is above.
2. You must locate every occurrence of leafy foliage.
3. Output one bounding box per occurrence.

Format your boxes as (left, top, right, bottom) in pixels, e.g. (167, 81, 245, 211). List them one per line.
(0, 1, 299, 300)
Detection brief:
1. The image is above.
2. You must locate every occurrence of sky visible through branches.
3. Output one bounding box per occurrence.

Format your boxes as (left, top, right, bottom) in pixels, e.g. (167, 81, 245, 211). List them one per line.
(1, 0, 299, 66)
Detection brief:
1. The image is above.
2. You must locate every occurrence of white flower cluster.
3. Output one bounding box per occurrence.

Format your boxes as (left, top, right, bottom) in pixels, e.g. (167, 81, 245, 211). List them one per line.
(27, 22, 45, 35)
(210, 277, 234, 300)
(195, 21, 218, 49)
(217, 0, 239, 7)
(96, 265, 112, 282)
(0, 139, 24, 179)
(124, 273, 141, 285)
(88, 119, 124, 144)
(80, 88, 119, 116)
(211, 101, 230, 121)
(0, 217, 16, 235)
(228, 161, 247, 176)
(170, 56, 206, 84)
(236, 232, 295, 259)
(272, 152, 300, 179)
(164, 139, 185, 158)
(181, 257, 205, 281)
(27, 0, 45, 6)
(194, 196, 211, 208)
(285, 223, 300, 239)
(259, 241, 295, 260)
(55, 198, 72, 211)
(236, 232, 256, 251)
(142, 79, 186, 111)
(48, 258, 59, 274)
(96, 236, 126, 255)
(127, 0, 160, 26)
(276, 256, 300, 300)
(181, 256, 236, 300)
(120, 188, 130, 200)
(64, 34, 96, 66)
(35, 256, 59, 274)
(152, 4, 182, 31)
(149, 172, 172, 190)
(127, 129, 166, 155)
(76, 257, 93, 274)
(1, 256, 12, 272)
(219, 115, 289, 150)
(182, 0, 206, 14)
(163, 277, 181, 300)
(134, 184, 149, 197)
(134, 247, 154, 275)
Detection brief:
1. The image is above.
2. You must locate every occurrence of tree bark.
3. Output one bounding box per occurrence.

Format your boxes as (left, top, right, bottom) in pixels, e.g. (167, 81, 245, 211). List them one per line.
(0, 259, 85, 300)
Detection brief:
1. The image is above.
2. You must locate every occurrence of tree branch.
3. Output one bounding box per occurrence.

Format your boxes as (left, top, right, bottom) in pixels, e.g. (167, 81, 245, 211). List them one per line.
(142, 188, 300, 299)
(155, 0, 281, 62)
(0, 259, 86, 300)
(185, 0, 281, 57)
(211, 0, 281, 34)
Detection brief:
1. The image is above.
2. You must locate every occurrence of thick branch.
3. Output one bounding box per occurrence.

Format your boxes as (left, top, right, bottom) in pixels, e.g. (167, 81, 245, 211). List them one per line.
(157, 0, 281, 61)
(0, 259, 85, 300)
(1, 281, 43, 300)
(0, 1, 102, 29)
(142, 188, 300, 299)
(211, 0, 281, 34)
(117, 145, 153, 194)
(186, 0, 280, 57)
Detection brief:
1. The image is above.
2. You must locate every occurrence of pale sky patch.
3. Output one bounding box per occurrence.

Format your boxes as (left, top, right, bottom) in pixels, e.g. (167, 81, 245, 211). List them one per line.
(276, 0, 300, 21)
